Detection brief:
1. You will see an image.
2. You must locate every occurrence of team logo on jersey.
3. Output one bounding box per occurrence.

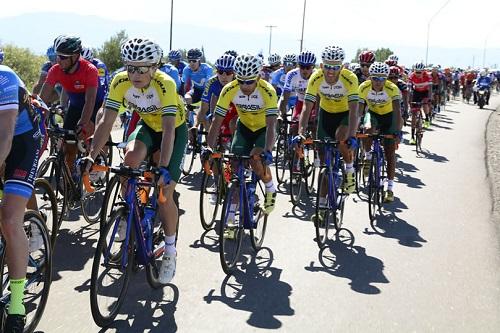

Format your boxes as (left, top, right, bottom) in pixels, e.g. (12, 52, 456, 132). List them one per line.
(98, 68, 106, 77)
(74, 81, 84, 90)
(235, 103, 261, 111)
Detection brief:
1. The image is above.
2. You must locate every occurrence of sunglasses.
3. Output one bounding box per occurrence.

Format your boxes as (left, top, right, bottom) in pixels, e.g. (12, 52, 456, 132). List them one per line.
(323, 63, 342, 71)
(299, 65, 313, 70)
(237, 78, 257, 85)
(217, 69, 234, 75)
(284, 62, 296, 67)
(57, 54, 71, 60)
(126, 65, 152, 74)
(360, 63, 371, 68)
(371, 76, 387, 82)
(188, 59, 199, 63)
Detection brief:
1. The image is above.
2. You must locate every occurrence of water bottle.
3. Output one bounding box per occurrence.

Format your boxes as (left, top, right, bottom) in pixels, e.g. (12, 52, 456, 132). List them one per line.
(247, 182, 256, 228)
(142, 206, 155, 252)
(334, 169, 343, 189)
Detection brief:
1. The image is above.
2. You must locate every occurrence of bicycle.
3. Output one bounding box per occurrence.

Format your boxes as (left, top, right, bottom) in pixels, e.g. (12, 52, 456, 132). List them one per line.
(182, 103, 206, 176)
(32, 178, 59, 250)
(356, 133, 395, 222)
(0, 210, 52, 333)
(410, 102, 425, 155)
(311, 138, 347, 248)
(274, 117, 296, 185)
(219, 153, 268, 275)
(86, 164, 170, 327)
(289, 135, 317, 205)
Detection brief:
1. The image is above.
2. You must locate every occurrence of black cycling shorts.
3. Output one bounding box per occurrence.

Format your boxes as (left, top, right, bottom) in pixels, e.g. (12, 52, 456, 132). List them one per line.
(4, 127, 41, 199)
(63, 100, 103, 130)
(411, 90, 430, 104)
(190, 88, 204, 104)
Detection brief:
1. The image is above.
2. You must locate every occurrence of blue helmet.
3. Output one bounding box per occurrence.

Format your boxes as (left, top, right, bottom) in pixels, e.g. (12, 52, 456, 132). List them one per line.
(46, 46, 57, 62)
(298, 50, 316, 66)
(168, 49, 181, 61)
(0, 48, 3, 64)
(215, 54, 235, 71)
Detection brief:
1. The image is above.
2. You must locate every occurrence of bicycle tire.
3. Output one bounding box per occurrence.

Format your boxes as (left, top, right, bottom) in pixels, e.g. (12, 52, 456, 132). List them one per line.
(0, 210, 52, 333)
(181, 141, 197, 176)
(313, 169, 334, 248)
(33, 178, 59, 250)
(304, 144, 317, 195)
(99, 175, 123, 230)
(289, 150, 303, 206)
(416, 113, 424, 155)
(199, 159, 222, 230)
(90, 206, 133, 327)
(145, 225, 166, 289)
(250, 181, 268, 251)
(368, 156, 380, 221)
(81, 153, 109, 225)
(37, 155, 68, 227)
(219, 180, 244, 275)
(275, 133, 288, 184)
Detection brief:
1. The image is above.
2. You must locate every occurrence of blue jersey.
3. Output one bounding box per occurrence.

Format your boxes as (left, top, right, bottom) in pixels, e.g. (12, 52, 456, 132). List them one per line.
(0, 65, 34, 135)
(174, 61, 188, 78)
(41, 61, 54, 75)
(91, 58, 109, 102)
(476, 76, 492, 88)
(159, 63, 181, 92)
(201, 76, 223, 104)
(183, 63, 213, 91)
(270, 68, 287, 96)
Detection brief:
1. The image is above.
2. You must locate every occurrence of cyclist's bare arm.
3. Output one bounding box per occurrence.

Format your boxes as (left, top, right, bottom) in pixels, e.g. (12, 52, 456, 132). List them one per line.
(279, 90, 291, 118)
(207, 114, 225, 150)
(89, 108, 118, 160)
(392, 100, 402, 131)
(32, 73, 47, 95)
(39, 82, 58, 105)
(159, 116, 176, 167)
(79, 87, 98, 125)
(347, 100, 359, 137)
(298, 100, 314, 136)
(265, 115, 277, 152)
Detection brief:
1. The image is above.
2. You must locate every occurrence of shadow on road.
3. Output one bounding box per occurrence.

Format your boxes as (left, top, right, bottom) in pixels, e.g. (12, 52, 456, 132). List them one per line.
(190, 227, 219, 253)
(282, 201, 316, 222)
(305, 230, 389, 294)
(98, 276, 179, 333)
(417, 150, 449, 163)
(52, 224, 99, 282)
(204, 247, 294, 329)
(396, 171, 426, 189)
(364, 211, 427, 248)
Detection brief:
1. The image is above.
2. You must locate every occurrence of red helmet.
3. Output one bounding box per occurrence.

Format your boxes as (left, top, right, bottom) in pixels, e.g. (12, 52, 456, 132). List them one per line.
(358, 50, 375, 64)
(389, 66, 401, 77)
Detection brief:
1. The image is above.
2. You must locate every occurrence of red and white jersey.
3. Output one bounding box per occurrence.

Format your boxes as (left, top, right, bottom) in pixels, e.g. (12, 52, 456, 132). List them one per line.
(408, 71, 432, 92)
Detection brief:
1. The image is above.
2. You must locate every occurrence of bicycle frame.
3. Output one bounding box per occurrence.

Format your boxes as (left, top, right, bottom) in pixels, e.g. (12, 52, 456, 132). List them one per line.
(317, 139, 343, 210)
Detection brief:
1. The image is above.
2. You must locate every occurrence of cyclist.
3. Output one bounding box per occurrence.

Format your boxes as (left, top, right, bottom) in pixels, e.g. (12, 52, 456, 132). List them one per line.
(33, 46, 59, 96)
(83, 37, 187, 284)
(279, 50, 317, 135)
(430, 65, 445, 112)
(298, 45, 359, 195)
(81, 46, 109, 108)
(206, 54, 278, 215)
(388, 66, 409, 126)
(261, 53, 281, 82)
(0, 64, 43, 332)
(183, 48, 213, 105)
(197, 54, 237, 133)
(358, 62, 402, 202)
(408, 62, 432, 131)
(270, 53, 297, 98)
(356, 50, 376, 84)
(40, 35, 100, 178)
(168, 49, 187, 79)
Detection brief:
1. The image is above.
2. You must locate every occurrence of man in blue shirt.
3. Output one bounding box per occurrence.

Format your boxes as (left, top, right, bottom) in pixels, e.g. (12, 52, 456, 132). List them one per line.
(183, 48, 213, 105)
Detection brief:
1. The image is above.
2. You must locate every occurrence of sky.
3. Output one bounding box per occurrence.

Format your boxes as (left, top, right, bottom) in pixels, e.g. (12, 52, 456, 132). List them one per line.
(1, 0, 500, 68)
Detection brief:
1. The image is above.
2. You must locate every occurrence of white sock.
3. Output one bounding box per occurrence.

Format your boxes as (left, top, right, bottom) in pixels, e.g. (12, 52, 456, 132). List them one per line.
(387, 179, 394, 191)
(345, 162, 354, 173)
(365, 152, 372, 160)
(265, 180, 276, 193)
(164, 234, 177, 256)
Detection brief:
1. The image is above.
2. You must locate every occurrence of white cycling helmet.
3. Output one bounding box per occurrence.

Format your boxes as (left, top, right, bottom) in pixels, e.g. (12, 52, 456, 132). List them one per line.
(413, 62, 425, 71)
(321, 45, 345, 62)
(121, 38, 162, 65)
(350, 62, 360, 71)
(387, 54, 398, 64)
(369, 62, 390, 76)
(282, 53, 297, 64)
(268, 53, 281, 66)
(81, 46, 94, 61)
(234, 54, 262, 79)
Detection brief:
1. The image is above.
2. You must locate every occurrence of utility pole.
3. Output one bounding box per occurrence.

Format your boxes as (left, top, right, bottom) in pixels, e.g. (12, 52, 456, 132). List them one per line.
(169, 0, 174, 50)
(265, 25, 277, 56)
(299, 0, 307, 53)
(425, 0, 451, 65)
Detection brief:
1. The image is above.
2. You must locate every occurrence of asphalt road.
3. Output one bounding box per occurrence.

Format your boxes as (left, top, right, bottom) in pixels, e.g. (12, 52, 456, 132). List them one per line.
(36, 95, 500, 333)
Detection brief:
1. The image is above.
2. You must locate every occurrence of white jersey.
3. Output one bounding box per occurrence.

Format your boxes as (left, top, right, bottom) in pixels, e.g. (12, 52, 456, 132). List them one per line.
(283, 68, 317, 102)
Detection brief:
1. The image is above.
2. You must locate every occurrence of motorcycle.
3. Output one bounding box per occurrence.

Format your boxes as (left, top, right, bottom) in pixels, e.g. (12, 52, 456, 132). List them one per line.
(477, 84, 489, 109)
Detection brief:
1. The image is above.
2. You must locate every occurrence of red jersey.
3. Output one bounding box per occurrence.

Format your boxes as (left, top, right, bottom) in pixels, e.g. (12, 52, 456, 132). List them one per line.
(408, 71, 432, 92)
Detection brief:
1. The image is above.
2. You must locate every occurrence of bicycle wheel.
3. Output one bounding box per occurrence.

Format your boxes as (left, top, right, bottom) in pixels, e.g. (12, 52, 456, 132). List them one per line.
(313, 169, 334, 248)
(181, 141, 197, 176)
(368, 156, 381, 221)
(37, 155, 68, 227)
(354, 144, 365, 193)
(416, 114, 424, 155)
(145, 224, 166, 289)
(33, 178, 59, 249)
(81, 153, 110, 224)
(0, 210, 52, 333)
(274, 133, 288, 184)
(304, 144, 317, 195)
(289, 150, 303, 206)
(90, 207, 133, 327)
(219, 181, 244, 275)
(250, 181, 268, 251)
(199, 159, 222, 230)
(99, 175, 124, 230)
